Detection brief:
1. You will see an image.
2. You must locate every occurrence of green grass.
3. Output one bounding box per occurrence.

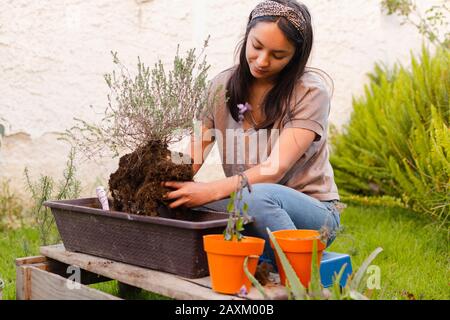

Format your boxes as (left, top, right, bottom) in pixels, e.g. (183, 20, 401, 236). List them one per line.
(1, 205, 448, 300)
(328, 205, 449, 300)
(0, 227, 168, 300)
(0, 227, 40, 300)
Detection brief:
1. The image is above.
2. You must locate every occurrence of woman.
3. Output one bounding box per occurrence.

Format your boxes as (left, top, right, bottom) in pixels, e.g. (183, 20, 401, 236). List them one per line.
(164, 0, 342, 265)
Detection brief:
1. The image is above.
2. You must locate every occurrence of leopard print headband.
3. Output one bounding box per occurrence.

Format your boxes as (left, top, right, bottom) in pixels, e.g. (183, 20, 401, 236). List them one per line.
(250, 0, 306, 32)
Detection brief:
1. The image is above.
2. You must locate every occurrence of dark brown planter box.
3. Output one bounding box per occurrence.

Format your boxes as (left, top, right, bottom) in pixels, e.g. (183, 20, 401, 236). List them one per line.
(43, 198, 234, 279)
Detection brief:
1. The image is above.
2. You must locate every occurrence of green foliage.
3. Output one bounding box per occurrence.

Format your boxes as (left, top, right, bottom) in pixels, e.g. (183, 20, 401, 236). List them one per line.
(243, 228, 383, 300)
(329, 205, 449, 300)
(381, 0, 449, 48)
(0, 227, 40, 300)
(62, 39, 212, 159)
(331, 45, 449, 225)
(340, 193, 407, 209)
(265, 228, 307, 299)
(24, 148, 81, 246)
(223, 173, 251, 241)
(0, 180, 24, 231)
(243, 255, 270, 300)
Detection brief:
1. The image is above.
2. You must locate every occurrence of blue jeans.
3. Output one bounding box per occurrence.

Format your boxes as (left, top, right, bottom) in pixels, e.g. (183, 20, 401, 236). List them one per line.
(196, 183, 341, 268)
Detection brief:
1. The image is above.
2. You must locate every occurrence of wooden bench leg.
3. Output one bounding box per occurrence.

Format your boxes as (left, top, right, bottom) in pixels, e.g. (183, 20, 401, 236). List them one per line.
(15, 255, 118, 300)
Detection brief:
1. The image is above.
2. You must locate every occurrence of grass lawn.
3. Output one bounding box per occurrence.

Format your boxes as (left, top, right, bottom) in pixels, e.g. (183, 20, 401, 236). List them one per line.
(328, 205, 449, 300)
(1, 205, 448, 300)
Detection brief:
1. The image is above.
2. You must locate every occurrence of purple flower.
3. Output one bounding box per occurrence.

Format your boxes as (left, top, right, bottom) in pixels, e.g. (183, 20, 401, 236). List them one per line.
(238, 284, 248, 296)
(237, 103, 252, 124)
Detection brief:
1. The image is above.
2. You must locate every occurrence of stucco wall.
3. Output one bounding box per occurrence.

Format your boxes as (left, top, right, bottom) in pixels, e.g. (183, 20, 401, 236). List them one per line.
(0, 0, 438, 198)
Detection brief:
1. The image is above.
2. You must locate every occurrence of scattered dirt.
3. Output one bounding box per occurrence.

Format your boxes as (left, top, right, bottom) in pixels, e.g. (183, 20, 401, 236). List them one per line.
(400, 290, 417, 300)
(108, 140, 193, 217)
(255, 261, 274, 286)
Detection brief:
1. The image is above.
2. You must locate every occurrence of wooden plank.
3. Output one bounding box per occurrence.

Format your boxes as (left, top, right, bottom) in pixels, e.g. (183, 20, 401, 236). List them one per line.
(16, 264, 31, 300)
(15, 256, 47, 266)
(20, 265, 120, 300)
(44, 258, 112, 285)
(40, 244, 288, 300)
(40, 244, 244, 300)
(16, 258, 64, 300)
(246, 283, 288, 300)
(15, 255, 111, 286)
(180, 274, 288, 300)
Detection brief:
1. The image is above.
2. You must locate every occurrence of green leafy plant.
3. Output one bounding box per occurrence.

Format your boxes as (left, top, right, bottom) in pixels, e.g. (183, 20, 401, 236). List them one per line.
(0, 180, 24, 231)
(244, 228, 383, 300)
(330, 45, 449, 225)
(62, 39, 212, 159)
(381, 0, 449, 47)
(338, 194, 407, 209)
(223, 172, 252, 241)
(223, 101, 258, 241)
(24, 148, 81, 245)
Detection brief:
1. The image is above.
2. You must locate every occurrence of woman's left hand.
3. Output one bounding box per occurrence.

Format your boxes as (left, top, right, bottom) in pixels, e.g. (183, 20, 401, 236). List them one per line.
(163, 181, 218, 209)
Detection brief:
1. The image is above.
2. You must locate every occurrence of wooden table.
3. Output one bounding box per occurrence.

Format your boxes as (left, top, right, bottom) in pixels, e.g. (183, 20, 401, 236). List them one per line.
(15, 244, 288, 300)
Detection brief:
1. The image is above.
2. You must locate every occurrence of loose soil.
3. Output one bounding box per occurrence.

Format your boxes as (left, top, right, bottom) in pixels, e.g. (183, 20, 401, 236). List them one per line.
(109, 140, 193, 217)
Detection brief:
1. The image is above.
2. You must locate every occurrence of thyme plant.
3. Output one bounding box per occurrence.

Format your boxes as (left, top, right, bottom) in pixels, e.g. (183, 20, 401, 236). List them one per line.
(63, 39, 212, 159)
(24, 148, 81, 245)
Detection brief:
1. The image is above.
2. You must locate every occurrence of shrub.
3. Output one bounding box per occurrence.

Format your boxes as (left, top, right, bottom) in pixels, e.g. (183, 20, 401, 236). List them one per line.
(381, 0, 449, 48)
(0, 180, 24, 231)
(63, 40, 211, 159)
(24, 148, 81, 245)
(330, 45, 449, 225)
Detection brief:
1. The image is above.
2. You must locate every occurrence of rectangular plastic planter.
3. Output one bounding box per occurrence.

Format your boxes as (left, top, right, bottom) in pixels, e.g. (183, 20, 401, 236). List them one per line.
(44, 198, 232, 279)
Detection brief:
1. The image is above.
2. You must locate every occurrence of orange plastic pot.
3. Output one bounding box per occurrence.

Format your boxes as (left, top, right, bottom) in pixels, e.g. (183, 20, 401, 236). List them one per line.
(270, 230, 326, 287)
(203, 234, 265, 294)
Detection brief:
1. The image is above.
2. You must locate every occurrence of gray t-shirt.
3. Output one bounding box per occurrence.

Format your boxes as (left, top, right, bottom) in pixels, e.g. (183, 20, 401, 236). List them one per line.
(199, 67, 340, 201)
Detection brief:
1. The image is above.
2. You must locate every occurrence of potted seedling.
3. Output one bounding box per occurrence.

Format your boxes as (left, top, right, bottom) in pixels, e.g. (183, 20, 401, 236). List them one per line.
(269, 229, 327, 287)
(203, 173, 265, 295)
(244, 228, 383, 300)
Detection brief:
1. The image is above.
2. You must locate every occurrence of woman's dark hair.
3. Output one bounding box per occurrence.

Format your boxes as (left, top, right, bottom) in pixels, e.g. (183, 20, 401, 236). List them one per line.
(226, 0, 317, 129)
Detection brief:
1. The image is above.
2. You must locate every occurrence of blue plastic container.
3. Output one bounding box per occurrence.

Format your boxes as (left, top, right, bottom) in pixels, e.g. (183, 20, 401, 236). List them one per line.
(320, 251, 353, 288)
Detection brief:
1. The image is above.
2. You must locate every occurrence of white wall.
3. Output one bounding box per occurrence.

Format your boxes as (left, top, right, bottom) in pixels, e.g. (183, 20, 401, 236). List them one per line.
(0, 0, 438, 198)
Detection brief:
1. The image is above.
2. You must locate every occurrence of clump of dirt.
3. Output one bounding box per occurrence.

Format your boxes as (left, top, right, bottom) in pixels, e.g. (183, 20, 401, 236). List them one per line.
(254, 261, 274, 286)
(108, 140, 193, 217)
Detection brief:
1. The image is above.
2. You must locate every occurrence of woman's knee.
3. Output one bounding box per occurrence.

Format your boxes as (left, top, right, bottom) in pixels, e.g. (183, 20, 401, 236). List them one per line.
(242, 183, 283, 208)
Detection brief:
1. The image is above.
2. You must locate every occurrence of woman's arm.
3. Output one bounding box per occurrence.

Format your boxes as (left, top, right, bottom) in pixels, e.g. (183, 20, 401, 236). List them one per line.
(165, 127, 315, 208)
(210, 127, 316, 200)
